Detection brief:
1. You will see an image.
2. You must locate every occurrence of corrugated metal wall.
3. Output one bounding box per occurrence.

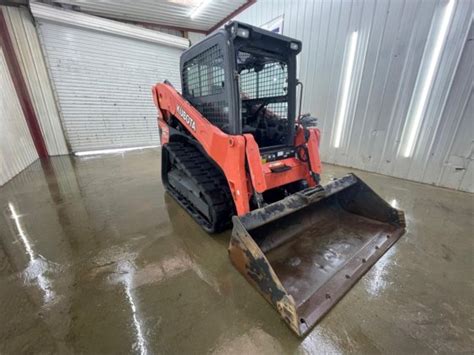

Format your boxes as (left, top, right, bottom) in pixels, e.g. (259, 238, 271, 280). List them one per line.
(33, 4, 186, 152)
(233, 0, 473, 192)
(0, 47, 39, 186)
(3, 6, 68, 156)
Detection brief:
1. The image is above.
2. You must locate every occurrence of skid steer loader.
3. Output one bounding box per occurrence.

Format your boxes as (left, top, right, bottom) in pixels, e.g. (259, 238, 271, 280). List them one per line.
(152, 21, 405, 336)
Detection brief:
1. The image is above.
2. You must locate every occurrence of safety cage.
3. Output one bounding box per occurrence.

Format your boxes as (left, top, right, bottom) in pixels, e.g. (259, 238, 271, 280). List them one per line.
(180, 21, 301, 145)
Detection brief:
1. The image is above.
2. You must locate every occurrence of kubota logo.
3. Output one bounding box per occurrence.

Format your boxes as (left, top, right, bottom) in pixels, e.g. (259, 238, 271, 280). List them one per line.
(176, 105, 196, 131)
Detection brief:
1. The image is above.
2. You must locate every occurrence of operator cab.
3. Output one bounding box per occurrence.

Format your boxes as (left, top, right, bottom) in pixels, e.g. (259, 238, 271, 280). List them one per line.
(180, 21, 301, 158)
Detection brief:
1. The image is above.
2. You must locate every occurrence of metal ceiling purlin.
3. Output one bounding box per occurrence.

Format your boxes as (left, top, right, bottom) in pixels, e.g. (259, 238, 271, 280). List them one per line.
(44, 0, 250, 32)
(207, 0, 256, 34)
(30, 2, 190, 49)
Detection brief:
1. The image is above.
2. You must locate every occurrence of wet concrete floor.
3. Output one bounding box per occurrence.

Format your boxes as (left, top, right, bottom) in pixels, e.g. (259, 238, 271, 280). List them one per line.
(0, 148, 472, 354)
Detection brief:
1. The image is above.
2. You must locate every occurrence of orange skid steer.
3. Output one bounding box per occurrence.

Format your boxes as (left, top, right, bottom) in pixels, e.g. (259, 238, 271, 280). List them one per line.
(152, 21, 405, 336)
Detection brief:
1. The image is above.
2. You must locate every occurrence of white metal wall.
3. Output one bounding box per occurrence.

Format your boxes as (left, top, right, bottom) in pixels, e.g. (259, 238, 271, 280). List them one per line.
(3, 6, 68, 156)
(0, 47, 38, 186)
(32, 4, 187, 152)
(234, 0, 473, 192)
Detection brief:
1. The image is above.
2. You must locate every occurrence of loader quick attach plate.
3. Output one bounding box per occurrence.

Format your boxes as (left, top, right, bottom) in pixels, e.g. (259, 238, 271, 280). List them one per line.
(228, 174, 406, 336)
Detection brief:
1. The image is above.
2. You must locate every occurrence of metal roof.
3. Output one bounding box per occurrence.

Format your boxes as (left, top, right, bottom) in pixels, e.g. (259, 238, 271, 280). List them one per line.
(30, 2, 190, 48)
(41, 0, 253, 32)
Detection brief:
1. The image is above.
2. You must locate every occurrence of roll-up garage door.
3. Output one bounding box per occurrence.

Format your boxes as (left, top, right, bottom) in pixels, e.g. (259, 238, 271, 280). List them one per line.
(31, 3, 188, 153)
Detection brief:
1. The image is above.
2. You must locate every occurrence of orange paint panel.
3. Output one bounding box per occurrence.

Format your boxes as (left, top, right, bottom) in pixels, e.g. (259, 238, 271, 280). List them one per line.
(262, 157, 302, 173)
(264, 164, 309, 190)
(158, 118, 169, 144)
(262, 158, 311, 190)
(307, 129, 322, 174)
(244, 134, 267, 193)
(153, 83, 250, 215)
(294, 125, 306, 146)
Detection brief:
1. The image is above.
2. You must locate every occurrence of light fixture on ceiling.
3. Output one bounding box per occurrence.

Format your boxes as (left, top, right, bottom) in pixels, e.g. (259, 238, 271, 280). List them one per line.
(399, 0, 456, 158)
(333, 30, 359, 148)
(190, 0, 212, 19)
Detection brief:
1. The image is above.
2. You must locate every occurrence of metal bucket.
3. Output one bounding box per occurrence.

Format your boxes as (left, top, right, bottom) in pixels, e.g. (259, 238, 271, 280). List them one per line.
(228, 174, 406, 336)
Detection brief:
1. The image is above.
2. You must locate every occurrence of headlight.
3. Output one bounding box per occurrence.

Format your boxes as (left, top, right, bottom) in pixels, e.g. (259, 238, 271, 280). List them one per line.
(290, 42, 299, 51)
(236, 27, 250, 38)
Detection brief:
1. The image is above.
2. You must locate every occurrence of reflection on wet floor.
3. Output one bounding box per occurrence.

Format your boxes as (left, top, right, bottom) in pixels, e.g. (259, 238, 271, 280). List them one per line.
(0, 149, 472, 353)
(8, 202, 56, 304)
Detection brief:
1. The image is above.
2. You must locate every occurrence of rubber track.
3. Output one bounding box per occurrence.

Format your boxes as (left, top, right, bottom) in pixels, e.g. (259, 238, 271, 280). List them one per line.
(164, 142, 234, 233)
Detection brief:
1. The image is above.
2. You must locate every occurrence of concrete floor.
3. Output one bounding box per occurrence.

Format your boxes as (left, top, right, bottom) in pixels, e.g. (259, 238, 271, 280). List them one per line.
(0, 148, 472, 354)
